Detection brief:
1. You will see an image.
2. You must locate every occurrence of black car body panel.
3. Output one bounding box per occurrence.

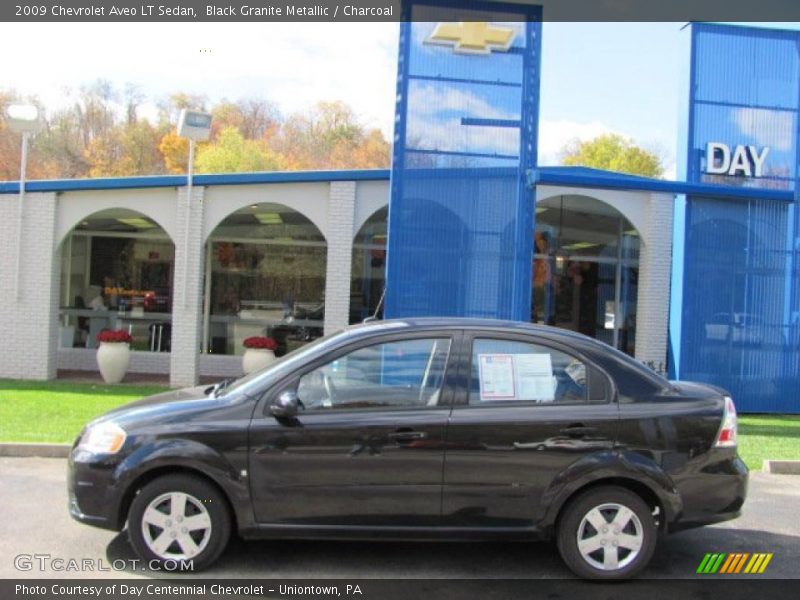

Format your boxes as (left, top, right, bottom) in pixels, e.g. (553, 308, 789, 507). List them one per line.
(68, 318, 747, 548)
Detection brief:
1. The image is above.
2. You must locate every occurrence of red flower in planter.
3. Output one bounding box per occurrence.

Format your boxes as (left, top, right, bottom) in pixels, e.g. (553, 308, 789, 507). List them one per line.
(96, 329, 133, 344)
(243, 336, 278, 351)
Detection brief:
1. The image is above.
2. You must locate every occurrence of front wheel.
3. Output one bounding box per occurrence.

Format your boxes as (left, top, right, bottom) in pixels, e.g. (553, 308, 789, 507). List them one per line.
(128, 474, 231, 571)
(556, 486, 656, 580)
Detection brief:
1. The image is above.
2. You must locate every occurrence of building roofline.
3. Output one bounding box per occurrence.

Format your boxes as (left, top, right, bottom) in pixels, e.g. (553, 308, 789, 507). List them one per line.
(0, 169, 392, 194)
(0, 165, 793, 202)
(532, 166, 795, 202)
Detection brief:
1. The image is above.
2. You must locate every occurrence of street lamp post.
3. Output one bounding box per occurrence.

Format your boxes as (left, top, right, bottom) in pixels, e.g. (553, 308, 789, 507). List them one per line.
(6, 104, 42, 302)
(176, 109, 212, 309)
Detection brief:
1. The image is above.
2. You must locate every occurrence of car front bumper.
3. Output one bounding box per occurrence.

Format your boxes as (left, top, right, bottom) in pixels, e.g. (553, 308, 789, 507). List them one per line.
(67, 448, 126, 532)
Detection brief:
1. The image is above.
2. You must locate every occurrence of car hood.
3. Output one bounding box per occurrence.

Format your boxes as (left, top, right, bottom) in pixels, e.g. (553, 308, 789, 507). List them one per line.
(90, 384, 241, 429)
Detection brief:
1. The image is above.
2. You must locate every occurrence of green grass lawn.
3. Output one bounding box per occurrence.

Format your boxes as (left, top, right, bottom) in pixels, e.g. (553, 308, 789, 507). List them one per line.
(0, 379, 168, 444)
(0, 379, 798, 471)
(738, 415, 800, 470)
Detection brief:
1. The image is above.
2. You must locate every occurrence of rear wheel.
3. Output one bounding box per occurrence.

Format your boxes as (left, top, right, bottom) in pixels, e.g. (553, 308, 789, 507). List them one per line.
(557, 486, 656, 580)
(128, 474, 231, 571)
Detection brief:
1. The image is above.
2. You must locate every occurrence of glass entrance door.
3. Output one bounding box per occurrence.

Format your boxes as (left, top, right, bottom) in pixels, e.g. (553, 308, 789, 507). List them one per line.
(532, 195, 640, 356)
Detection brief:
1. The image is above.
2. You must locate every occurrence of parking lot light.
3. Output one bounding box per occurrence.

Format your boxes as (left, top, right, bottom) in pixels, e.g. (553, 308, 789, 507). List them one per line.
(177, 109, 212, 307)
(6, 103, 43, 301)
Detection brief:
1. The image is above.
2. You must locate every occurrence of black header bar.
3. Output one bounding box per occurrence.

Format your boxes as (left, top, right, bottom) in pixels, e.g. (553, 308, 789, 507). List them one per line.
(3, 0, 800, 22)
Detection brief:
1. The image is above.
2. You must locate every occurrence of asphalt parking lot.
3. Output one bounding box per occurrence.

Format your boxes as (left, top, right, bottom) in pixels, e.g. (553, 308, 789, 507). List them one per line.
(1, 457, 798, 583)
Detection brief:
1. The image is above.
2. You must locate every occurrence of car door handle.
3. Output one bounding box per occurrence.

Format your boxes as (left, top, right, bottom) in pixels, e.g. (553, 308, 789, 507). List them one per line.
(388, 430, 427, 443)
(559, 425, 597, 437)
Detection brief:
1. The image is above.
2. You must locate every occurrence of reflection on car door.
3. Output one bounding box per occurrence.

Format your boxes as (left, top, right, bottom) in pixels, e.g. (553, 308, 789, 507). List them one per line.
(248, 334, 457, 527)
(442, 333, 619, 528)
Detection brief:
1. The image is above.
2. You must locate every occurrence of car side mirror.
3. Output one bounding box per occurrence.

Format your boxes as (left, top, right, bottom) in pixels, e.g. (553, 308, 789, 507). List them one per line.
(271, 389, 300, 418)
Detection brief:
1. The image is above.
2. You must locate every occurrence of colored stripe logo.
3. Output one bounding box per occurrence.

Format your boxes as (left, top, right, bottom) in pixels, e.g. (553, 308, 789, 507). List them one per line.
(697, 552, 773, 574)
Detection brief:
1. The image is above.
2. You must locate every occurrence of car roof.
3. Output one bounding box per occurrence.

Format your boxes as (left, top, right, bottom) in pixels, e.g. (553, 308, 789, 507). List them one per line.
(344, 317, 596, 345)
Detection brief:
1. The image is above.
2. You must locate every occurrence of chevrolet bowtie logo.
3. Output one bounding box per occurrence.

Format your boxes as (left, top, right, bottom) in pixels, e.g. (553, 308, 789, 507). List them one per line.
(427, 22, 516, 55)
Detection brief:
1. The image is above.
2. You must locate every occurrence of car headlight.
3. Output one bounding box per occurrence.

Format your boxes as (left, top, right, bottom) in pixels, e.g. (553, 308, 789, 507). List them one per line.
(78, 421, 127, 454)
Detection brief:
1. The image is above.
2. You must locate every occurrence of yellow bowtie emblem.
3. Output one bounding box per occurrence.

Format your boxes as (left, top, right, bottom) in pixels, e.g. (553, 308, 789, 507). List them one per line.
(427, 22, 516, 55)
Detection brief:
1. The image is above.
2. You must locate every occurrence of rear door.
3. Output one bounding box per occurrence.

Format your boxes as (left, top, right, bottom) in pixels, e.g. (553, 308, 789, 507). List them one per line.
(442, 332, 619, 528)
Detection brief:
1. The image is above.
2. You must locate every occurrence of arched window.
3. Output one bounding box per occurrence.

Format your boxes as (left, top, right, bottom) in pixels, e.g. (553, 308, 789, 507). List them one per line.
(204, 203, 327, 356)
(350, 206, 387, 323)
(59, 209, 174, 351)
(533, 195, 641, 355)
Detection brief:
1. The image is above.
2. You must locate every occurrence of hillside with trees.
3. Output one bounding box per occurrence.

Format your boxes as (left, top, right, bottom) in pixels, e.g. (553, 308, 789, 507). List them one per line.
(0, 80, 391, 181)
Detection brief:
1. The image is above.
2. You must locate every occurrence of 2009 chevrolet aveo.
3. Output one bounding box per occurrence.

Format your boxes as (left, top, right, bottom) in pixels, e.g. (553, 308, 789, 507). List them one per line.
(68, 318, 747, 579)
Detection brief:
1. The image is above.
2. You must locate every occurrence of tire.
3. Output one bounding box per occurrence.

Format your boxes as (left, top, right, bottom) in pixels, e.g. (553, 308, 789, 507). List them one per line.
(556, 486, 656, 580)
(127, 474, 231, 572)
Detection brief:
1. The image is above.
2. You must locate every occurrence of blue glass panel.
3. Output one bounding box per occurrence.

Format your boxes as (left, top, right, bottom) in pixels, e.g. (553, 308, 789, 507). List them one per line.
(686, 24, 800, 192)
(385, 1, 542, 320)
(691, 103, 796, 190)
(676, 23, 800, 413)
(680, 196, 799, 412)
(694, 27, 800, 110)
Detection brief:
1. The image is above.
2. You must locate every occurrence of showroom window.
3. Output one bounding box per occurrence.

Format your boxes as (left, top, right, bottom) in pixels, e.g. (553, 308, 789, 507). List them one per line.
(350, 206, 387, 323)
(533, 195, 640, 356)
(59, 209, 174, 352)
(203, 203, 326, 356)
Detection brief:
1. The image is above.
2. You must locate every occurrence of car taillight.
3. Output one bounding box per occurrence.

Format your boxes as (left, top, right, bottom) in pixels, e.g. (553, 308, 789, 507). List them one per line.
(714, 396, 738, 448)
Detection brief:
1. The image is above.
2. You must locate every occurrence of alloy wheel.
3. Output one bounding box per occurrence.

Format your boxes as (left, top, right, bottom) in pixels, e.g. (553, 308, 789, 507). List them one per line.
(140, 491, 212, 560)
(575, 501, 644, 571)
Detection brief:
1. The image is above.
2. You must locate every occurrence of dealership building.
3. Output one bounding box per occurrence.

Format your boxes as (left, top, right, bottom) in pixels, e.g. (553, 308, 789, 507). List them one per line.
(1, 21, 799, 413)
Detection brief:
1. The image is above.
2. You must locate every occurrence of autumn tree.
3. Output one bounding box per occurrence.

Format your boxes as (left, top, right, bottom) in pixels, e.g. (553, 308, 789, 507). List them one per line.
(85, 120, 166, 177)
(211, 98, 280, 141)
(343, 128, 391, 169)
(195, 127, 284, 173)
(158, 130, 190, 174)
(559, 133, 663, 178)
(0, 90, 58, 180)
(32, 79, 122, 178)
(277, 101, 389, 170)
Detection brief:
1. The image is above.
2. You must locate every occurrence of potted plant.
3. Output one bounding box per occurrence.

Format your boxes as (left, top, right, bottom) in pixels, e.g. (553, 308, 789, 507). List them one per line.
(242, 336, 278, 374)
(95, 329, 133, 384)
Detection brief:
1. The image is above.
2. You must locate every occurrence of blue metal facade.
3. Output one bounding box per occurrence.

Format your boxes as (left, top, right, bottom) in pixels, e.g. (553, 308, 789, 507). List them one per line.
(384, 1, 542, 320)
(671, 23, 800, 413)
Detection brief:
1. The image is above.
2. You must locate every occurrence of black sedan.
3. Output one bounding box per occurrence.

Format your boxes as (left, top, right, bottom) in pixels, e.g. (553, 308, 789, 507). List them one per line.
(68, 318, 747, 579)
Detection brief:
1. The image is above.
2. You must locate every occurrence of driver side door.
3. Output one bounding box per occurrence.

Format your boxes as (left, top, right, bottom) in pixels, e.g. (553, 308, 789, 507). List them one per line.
(248, 333, 457, 527)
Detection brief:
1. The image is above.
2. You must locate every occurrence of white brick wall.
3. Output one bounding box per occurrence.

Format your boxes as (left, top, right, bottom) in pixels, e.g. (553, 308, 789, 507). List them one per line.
(169, 187, 206, 387)
(323, 181, 356, 335)
(635, 193, 674, 372)
(0, 192, 59, 380)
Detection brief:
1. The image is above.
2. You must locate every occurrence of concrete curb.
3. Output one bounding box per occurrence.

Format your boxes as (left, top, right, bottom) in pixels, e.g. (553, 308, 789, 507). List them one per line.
(0, 443, 70, 458)
(763, 460, 800, 474)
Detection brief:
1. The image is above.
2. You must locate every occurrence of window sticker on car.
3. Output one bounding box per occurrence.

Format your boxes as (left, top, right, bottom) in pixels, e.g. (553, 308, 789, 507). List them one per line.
(478, 354, 516, 400)
(478, 353, 557, 402)
(515, 354, 556, 402)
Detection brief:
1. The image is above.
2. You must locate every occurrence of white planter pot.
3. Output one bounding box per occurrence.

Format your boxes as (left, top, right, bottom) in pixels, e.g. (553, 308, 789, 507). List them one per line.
(96, 342, 131, 384)
(242, 348, 276, 374)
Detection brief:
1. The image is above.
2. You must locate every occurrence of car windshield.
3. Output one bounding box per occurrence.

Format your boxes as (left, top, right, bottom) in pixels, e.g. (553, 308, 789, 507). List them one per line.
(215, 332, 344, 398)
(216, 320, 414, 398)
